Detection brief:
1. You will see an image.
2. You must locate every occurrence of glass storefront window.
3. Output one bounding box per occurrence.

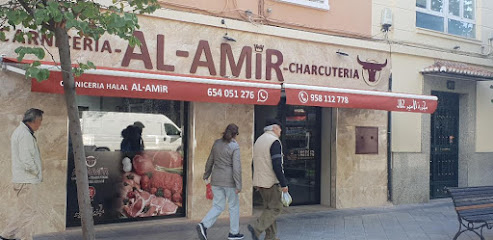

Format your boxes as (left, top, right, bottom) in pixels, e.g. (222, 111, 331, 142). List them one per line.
(254, 99, 321, 206)
(66, 96, 187, 226)
(282, 106, 321, 205)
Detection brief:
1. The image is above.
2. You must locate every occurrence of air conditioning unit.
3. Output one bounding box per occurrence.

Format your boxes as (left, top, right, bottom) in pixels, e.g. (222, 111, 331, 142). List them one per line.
(381, 8, 393, 31)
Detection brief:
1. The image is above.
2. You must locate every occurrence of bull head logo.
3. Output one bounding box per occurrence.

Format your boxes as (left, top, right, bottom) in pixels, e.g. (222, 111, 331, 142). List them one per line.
(357, 56, 387, 84)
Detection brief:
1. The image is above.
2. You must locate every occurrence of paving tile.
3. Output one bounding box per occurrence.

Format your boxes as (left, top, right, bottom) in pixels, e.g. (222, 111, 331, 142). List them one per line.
(365, 232, 388, 240)
(426, 234, 454, 240)
(362, 214, 385, 234)
(35, 199, 469, 240)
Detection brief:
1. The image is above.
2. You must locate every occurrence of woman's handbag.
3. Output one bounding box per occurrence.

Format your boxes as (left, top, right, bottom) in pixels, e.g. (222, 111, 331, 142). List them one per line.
(281, 191, 292, 207)
(206, 183, 213, 200)
(205, 179, 213, 200)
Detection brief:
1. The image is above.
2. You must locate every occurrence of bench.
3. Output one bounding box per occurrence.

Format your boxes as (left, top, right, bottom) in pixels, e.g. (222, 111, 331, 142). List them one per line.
(448, 186, 493, 240)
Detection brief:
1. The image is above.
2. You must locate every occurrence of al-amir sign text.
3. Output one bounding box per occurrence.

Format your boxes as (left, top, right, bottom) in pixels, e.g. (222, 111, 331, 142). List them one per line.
(3, 30, 388, 85)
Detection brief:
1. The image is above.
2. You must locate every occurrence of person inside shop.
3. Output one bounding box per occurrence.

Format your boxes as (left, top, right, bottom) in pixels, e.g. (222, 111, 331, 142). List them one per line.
(197, 123, 244, 240)
(1, 108, 44, 240)
(248, 118, 288, 240)
(120, 122, 144, 157)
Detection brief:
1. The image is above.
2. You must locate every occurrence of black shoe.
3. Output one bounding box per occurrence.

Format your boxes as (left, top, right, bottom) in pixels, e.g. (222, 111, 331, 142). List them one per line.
(247, 224, 259, 240)
(196, 223, 207, 240)
(228, 232, 245, 240)
(0, 236, 17, 240)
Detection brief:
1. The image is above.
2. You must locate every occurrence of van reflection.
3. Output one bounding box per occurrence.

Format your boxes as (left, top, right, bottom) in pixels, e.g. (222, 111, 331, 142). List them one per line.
(81, 111, 182, 152)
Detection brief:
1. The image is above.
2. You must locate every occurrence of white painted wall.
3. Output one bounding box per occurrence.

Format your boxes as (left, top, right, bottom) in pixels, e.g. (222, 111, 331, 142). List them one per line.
(476, 81, 493, 152)
(390, 54, 434, 152)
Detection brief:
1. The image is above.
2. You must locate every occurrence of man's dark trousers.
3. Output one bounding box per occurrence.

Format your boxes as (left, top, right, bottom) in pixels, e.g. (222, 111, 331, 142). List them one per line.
(252, 185, 283, 240)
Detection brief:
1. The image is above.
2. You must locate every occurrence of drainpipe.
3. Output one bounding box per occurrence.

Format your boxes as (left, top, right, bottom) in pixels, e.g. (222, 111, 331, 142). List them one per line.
(387, 74, 393, 202)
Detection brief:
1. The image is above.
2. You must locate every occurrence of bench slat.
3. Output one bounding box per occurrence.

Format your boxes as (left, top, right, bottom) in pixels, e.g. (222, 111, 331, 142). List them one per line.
(459, 208, 493, 216)
(450, 189, 493, 197)
(449, 186, 493, 191)
(455, 197, 493, 207)
(460, 210, 493, 220)
(456, 203, 493, 211)
(462, 214, 493, 223)
(451, 191, 493, 198)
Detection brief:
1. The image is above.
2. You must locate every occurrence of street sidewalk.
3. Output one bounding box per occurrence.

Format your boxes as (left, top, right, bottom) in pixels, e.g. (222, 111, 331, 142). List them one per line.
(36, 198, 487, 240)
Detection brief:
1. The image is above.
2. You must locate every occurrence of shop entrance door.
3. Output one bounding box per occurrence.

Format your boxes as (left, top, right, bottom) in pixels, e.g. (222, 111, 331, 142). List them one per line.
(430, 91, 459, 198)
(254, 99, 321, 205)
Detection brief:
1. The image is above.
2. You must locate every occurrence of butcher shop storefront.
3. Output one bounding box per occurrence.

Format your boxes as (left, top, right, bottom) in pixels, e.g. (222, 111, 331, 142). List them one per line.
(50, 67, 279, 226)
(0, 14, 440, 233)
(2, 54, 281, 227)
(4, 57, 280, 226)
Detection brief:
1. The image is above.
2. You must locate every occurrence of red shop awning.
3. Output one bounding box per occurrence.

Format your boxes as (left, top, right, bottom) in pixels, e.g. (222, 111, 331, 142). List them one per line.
(2, 58, 281, 105)
(284, 83, 438, 114)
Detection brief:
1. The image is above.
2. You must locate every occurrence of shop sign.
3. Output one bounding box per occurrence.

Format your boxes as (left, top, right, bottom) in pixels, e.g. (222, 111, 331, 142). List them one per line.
(285, 85, 438, 113)
(30, 70, 281, 105)
(3, 22, 390, 91)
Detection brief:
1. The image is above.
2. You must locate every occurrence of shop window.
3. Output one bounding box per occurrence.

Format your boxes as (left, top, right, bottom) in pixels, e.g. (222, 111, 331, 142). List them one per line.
(416, 0, 475, 38)
(66, 96, 187, 227)
(254, 102, 321, 206)
(283, 106, 321, 205)
(278, 0, 329, 10)
(165, 123, 181, 136)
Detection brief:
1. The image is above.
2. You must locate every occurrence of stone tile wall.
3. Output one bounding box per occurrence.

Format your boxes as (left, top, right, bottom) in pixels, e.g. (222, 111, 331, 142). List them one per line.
(187, 102, 254, 220)
(334, 108, 389, 208)
(0, 71, 68, 234)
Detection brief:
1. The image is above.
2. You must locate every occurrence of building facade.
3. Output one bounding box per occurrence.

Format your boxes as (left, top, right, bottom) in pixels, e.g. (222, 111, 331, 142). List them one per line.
(0, 0, 490, 235)
(372, 0, 493, 204)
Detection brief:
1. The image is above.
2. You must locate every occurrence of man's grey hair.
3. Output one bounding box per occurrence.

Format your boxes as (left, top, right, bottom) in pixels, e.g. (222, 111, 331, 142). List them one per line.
(22, 108, 44, 123)
(263, 125, 275, 132)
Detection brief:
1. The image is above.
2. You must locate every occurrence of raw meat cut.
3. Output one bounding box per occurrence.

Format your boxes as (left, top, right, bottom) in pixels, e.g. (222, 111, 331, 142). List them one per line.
(152, 151, 183, 169)
(132, 154, 154, 175)
(122, 189, 178, 217)
(150, 170, 183, 199)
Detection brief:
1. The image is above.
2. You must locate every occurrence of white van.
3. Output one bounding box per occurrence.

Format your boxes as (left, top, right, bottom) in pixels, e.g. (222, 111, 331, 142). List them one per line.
(81, 111, 182, 152)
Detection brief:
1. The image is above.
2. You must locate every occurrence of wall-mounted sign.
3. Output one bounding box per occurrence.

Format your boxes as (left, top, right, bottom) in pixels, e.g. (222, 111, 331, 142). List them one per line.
(284, 84, 438, 114)
(2, 16, 390, 91)
(30, 67, 281, 106)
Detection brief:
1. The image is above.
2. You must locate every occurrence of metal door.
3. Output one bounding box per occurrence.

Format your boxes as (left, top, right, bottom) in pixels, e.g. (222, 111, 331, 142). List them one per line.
(430, 91, 459, 198)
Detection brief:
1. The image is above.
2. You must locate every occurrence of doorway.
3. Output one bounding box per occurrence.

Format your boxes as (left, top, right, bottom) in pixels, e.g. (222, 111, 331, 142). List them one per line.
(430, 91, 459, 198)
(254, 98, 321, 205)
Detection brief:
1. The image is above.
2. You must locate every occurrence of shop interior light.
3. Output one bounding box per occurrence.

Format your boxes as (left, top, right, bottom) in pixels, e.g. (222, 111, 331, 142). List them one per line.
(221, 19, 236, 42)
(223, 33, 236, 42)
(336, 50, 349, 56)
